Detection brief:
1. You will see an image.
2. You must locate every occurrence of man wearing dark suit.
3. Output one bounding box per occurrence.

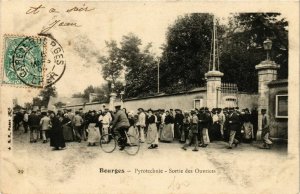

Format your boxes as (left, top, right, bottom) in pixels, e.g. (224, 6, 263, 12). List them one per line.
(227, 107, 241, 149)
(28, 111, 40, 143)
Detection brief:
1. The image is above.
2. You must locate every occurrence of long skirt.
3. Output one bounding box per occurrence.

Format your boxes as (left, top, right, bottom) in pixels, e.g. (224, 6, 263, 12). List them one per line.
(243, 122, 254, 141)
(127, 126, 139, 145)
(146, 123, 158, 144)
(87, 123, 100, 144)
(160, 124, 173, 142)
(180, 125, 189, 143)
(202, 128, 210, 144)
(50, 129, 66, 148)
(62, 125, 74, 141)
(209, 123, 221, 141)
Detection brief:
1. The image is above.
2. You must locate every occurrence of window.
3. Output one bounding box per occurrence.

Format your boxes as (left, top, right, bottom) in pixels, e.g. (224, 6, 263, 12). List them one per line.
(223, 96, 237, 108)
(194, 99, 203, 109)
(275, 95, 288, 118)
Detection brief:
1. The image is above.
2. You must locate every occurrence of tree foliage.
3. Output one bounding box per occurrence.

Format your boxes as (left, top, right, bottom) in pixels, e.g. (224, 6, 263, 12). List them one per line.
(159, 13, 288, 93)
(220, 13, 288, 92)
(72, 84, 114, 103)
(32, 86, 57, 108)
(159, 13, 218, 93)
(120, 33, 158, 97)
(97, 13, 288, 98)
(54, 101, 66, 108)
(99, 40, 123, 85)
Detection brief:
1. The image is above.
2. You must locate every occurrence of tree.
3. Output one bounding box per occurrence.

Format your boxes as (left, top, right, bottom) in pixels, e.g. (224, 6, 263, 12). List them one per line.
(24, 102, 33, 110)
(234, 13, 288, 79)
(159, 13, 219, 93)
(99, 40, 123, 86)
(54, 102, 66, 108)
(39, 86, 57, 107)
(120, 33, 158, 97)
(72, 85, 110, 103)
(220, 13, 288, 92)
(32, 86, 57, 108)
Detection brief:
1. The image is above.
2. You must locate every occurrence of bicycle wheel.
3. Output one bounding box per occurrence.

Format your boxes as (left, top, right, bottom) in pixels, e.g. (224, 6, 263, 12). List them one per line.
(124, 134, 140, 155)
(100, 134, 117, 153)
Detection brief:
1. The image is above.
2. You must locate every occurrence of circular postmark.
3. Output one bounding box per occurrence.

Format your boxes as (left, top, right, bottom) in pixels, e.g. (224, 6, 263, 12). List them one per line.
(38, 33, 66, 87)
(12, 36, 46, 87)
(11, 34, 66, 87)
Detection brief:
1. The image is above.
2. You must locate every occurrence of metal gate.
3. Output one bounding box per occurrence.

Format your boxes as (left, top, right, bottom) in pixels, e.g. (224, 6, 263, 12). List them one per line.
(218, 83, 239, 108)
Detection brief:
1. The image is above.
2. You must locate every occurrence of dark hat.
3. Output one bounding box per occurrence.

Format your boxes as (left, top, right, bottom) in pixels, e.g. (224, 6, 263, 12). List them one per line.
(235, 107, 239, 110)
(191, 110, 196, 114)
(200, 107, 204, 111)
(138, 108, 144, 111)
(147, 109, 153, 112)
(79, 108, 83, 110)
(48, 110, 55, 114)
(204, 107, 209, 111)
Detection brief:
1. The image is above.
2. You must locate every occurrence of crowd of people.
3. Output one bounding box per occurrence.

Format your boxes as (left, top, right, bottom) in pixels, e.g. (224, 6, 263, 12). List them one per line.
(13, 104, 273, 151)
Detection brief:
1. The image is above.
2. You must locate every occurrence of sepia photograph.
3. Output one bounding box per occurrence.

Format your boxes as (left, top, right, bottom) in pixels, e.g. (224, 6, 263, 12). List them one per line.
(0, 1, 299, 194)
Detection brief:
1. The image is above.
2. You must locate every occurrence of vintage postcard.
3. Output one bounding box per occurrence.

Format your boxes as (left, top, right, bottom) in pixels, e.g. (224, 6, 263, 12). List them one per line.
(0, 1, 299, 194)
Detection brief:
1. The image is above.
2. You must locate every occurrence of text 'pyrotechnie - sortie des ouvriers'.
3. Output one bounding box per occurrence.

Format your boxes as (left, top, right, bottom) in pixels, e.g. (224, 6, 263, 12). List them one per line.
(99, 168, 216, 175)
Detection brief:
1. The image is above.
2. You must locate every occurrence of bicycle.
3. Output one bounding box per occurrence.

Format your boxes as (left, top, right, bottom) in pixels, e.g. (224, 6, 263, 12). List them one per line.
(100, 127, 140, 155)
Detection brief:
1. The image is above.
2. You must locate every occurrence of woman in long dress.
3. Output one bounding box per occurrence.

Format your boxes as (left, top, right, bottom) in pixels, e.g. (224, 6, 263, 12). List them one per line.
(49, 111, 66, 150)
(160, 111, 174, 142)
(242, 109, 254, 143)
(146, 109, 158, 149)
(62, 114, 73, 142)
(87, 110, 101, 146)
(127, 112, 139, 145)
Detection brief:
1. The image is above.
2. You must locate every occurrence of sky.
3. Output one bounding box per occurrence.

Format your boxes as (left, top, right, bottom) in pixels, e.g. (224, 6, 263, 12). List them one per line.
(1, 2, 237, 105)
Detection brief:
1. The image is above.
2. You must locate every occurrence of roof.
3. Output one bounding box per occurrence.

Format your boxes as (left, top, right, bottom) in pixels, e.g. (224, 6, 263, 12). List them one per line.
(268, 79, 288, 87)
(47, 96, 88, 109)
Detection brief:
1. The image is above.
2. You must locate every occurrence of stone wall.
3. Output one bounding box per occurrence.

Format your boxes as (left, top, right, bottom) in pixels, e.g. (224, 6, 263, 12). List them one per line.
(123, 90, 207, 112)
(123, 90, 258, 113)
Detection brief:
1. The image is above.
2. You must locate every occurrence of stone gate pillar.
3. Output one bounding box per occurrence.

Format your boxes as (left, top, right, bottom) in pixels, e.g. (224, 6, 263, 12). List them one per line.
(255, 60, 280, 140)
(109, 92, 117, 111)
(205, 70, 224, 110)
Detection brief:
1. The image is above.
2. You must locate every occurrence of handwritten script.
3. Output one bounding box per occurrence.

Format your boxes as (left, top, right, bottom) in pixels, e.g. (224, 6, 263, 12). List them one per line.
(168, 176, 190, 190)
(25, 4, 95, 33)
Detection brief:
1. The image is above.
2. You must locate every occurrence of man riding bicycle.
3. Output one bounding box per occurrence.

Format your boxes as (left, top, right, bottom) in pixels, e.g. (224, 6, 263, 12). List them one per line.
(110, 105, 130, 150)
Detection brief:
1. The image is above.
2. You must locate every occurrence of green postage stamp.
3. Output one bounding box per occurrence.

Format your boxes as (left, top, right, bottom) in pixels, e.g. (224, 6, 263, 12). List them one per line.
(2, 35, 47, 87)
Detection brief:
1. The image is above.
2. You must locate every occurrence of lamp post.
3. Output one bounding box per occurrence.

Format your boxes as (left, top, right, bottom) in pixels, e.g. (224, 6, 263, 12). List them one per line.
(255, 37, 279, 141)
(263, 38, 272, 61)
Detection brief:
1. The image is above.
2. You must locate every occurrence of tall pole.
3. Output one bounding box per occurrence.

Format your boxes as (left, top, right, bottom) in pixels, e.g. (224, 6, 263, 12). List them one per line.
(157, 58, 160, 93)
(212, 16, 216, 71)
